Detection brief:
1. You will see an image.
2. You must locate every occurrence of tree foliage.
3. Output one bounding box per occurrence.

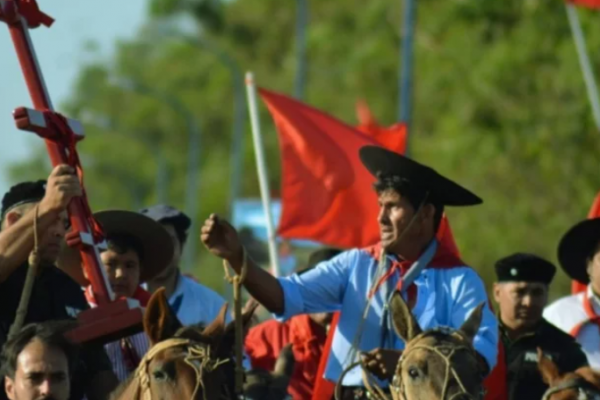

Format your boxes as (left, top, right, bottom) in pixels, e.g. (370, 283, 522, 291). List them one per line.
(8, 0, 600, 298)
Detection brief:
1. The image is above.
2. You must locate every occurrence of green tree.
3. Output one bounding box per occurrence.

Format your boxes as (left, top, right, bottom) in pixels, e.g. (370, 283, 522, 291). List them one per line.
(8, 0, 600, 299)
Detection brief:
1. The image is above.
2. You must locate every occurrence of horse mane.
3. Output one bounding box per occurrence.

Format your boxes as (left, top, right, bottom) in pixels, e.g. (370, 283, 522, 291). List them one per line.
(109, 374, 135, 400)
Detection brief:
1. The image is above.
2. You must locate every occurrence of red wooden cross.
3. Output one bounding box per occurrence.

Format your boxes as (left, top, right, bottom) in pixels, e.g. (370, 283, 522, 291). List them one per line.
(0, 0, 144, 344)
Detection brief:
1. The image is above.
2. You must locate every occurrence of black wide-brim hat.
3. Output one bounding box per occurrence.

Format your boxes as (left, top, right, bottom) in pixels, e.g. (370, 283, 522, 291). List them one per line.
(359, 146, 483, 206)
(558, 218, 600, 284)
(58, 210, 174, 286)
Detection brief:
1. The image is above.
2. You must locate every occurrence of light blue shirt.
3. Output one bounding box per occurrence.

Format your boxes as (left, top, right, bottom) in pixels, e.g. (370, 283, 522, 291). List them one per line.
(275, 246, 498, 386)
(168, 274, 232, 326)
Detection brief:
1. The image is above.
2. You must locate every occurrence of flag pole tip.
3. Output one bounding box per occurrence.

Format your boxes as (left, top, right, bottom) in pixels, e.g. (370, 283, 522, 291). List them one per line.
(245, 72, 254, 86)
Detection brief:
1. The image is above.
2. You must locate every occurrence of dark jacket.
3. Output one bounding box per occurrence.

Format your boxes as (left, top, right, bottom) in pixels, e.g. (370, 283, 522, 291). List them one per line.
(502, 318, 589, 400)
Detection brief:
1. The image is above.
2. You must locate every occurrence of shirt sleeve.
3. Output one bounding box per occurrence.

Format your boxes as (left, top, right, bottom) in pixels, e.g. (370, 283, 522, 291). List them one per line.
(448, 268, 499, 372)
(275, 250, 354, 321)
(559, 341, 589, 373)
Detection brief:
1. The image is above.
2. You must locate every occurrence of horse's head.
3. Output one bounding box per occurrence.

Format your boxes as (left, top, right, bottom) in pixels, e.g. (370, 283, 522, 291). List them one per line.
(389, 291, 486, 400)
(539, 348, 600, 400)
(113, 288, 256, 400)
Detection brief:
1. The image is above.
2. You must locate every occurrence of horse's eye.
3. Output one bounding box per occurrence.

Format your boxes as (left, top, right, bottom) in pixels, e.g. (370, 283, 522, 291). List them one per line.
(408, 367, 420, 379)
(152, 370, 169, 381)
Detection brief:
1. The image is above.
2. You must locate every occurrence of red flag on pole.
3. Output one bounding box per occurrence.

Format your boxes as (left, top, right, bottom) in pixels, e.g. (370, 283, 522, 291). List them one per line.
(567, 0, 600, 9)
(572, 191, 600, 294)
(259, 89, 394, 248)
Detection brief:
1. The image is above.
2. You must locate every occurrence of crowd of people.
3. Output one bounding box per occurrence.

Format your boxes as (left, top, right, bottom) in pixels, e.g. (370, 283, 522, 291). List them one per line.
(0, 145, 599, 400)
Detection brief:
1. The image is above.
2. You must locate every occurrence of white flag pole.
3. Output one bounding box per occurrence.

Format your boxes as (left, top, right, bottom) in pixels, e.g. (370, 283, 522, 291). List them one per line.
(565, 3, 600, 131)
(245, 72, 281, 277)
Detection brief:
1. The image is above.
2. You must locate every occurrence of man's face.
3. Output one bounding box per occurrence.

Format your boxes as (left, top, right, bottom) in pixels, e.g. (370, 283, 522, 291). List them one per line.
(377, 190, 418, 252)
(152, 223, 182, 281)
(493, 281, 548, 331)
(38, 211, 68, 266)
(4, 339, 70, 400)
(100, 248, 141, 298)
(4, 204, 68, 266)
(587, 245, 600, 294)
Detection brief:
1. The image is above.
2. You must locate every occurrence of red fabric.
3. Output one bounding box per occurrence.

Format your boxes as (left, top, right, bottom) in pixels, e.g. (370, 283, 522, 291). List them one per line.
(572, 191, 600, 294)
(567, 0, 600, 9)
(84, 285, 151, 307)
(260, 89, 403, 248)
(16, 0, 55, 28)
(355, 99, 408, 154)
(245, 315, 327, 400)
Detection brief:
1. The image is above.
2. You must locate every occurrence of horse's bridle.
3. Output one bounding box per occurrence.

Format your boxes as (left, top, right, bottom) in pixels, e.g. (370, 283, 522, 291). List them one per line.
(134, 338, 230, 400)
(391, 328, 485, 400)
(542, 377, 600, 400)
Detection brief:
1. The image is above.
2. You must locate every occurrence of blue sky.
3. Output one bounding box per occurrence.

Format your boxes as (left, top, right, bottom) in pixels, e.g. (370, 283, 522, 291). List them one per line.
(0, 0, 147, 195)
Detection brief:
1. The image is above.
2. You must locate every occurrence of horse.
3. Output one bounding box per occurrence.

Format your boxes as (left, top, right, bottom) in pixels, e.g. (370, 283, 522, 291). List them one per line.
(538, 348, 600, 400)
(111, 288, 294, 400)
(388, 291, 487, 400)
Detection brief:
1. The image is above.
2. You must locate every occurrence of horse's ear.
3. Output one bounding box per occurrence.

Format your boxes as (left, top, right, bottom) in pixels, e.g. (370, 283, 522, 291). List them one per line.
(273, 344, 295, 378)
(144, 288, 183, 345)
(270, 344, 296, 396)
(220, 301, 259, 353)
(537, 347, 560, 385)
(575, 367, 600, 388)
(202, 303, 229, 339)
(458, 302, 485, 343)
(390, 290, 422, 342)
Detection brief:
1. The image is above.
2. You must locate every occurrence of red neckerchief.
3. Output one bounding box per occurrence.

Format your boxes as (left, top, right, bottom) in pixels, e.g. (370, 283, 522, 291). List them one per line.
(366, 241, 465, 305)
(569, 289, 600, 337)
(85, 285, 151, 374)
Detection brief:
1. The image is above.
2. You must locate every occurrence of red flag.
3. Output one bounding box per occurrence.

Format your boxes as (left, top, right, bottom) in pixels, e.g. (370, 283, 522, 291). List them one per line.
(567, 0, 600, 9)
(572, 191, 600, 294)
(355, 99, 408, 154)
(260, 89, 389, 248)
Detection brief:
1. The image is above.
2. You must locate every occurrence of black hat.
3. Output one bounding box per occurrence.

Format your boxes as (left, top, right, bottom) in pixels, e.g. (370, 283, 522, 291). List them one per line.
(1, 180, 46, 219)
(139, 205, 191, 233)
(494, 253, 556, 284)
(557, 218, 600, 284)
(359, 146, 482, 206)
(58, 210, 174, 286)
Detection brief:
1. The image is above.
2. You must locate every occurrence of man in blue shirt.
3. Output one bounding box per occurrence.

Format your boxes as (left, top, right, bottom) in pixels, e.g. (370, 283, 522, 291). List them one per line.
(201, 146, 498, 397)
(140, 205, 230, 326)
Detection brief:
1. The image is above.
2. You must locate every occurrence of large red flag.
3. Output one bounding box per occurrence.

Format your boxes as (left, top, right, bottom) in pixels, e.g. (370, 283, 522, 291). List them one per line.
(567, 0, 600, 9)
(572, 191, 600, 294)
(260, 89, 397, 248)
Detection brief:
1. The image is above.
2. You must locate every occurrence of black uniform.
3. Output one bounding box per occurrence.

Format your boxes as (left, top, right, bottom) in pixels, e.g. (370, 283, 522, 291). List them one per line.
(0, 263, 113, 400)
(502, 318, 589, 400)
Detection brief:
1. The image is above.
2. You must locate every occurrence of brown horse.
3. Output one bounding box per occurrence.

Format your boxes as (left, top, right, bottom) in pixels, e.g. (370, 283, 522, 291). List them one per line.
(389, 291, 487, 400)
(110, 288, 294, 400)
(538, 348, 600, 400)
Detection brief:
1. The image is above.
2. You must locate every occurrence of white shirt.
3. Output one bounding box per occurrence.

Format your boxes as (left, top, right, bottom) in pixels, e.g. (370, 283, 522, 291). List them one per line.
(544, 285, 600, 368)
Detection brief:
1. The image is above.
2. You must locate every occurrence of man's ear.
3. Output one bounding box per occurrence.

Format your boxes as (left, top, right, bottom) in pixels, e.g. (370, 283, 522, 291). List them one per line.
(493, 283, 501, 303)
(4, 210, 22, 228)
(5, 376, 15, 400)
